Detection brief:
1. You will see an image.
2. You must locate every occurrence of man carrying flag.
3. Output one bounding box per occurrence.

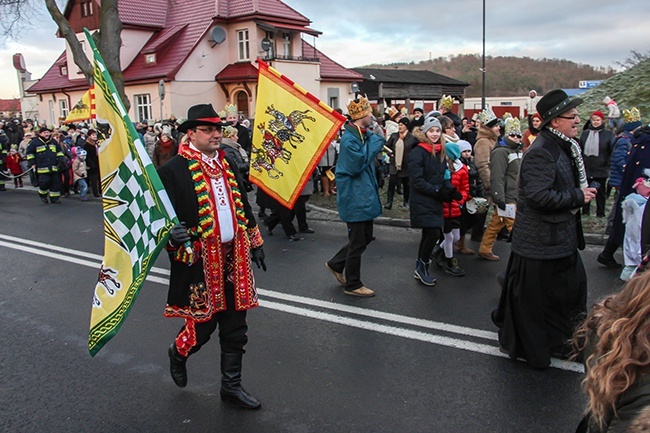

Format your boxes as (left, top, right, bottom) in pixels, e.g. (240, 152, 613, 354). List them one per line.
(158, 103, 267, 410)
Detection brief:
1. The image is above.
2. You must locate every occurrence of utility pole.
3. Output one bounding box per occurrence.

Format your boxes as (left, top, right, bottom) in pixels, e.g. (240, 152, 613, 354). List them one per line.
(481, 0, 486, 110)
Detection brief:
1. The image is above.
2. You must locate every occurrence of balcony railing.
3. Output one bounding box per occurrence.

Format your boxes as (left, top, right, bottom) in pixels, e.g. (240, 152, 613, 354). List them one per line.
(261, 54, 319, 63)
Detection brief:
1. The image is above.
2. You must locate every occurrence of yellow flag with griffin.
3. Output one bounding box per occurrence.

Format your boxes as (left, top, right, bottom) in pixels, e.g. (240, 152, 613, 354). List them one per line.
(251, 59, 345, 208)
(65, 88, 94, 123)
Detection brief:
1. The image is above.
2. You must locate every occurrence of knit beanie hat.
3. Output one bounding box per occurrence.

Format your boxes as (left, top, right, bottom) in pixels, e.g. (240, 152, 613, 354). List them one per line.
(591, 110, 605, 121)
(457, 140, 472, 153)
(445, 142, 461, 161)
(421, 117, 442, 135)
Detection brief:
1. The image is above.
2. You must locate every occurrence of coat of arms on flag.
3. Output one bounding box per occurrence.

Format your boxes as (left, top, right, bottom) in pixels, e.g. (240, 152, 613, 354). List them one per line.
(84, 29, 178, 356)
(64, 88, 94, 123)
(251, 59, 346, 209)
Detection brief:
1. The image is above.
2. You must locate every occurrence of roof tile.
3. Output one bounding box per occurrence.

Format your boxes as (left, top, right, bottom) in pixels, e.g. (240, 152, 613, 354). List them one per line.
(302, 40, 363, 82)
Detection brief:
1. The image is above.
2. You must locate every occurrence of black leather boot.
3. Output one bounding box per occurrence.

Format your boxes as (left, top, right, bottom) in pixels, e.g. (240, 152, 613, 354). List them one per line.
(168, 344, 188, 388)
(220, 353, 261, 410)
(597, 242, 621, 268)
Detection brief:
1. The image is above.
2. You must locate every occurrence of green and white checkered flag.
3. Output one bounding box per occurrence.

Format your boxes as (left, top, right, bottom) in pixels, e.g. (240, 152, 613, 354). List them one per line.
(85, 29, 178, 356)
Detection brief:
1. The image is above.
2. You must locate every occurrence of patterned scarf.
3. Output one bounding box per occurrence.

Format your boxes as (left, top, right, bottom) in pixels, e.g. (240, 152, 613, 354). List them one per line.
(546, 126, 588, 188)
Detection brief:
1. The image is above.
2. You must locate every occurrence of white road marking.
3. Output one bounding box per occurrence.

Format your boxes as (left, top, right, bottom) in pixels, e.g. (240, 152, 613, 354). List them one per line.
(0, 233, 584, 373)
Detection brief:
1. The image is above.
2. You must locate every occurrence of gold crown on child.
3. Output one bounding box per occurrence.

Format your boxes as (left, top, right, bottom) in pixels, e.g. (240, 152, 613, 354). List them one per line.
(623, 107, 641, 123)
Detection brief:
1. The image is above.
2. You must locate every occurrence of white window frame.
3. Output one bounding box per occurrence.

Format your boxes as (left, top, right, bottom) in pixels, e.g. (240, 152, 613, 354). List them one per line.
(237, 29, 250, 61)
(282, 32, 291, 57)
(59, 99, 69, 119)
(81, 0, 94, 17)
(133, 94, 152, 123)
(48, 100, 55, 125)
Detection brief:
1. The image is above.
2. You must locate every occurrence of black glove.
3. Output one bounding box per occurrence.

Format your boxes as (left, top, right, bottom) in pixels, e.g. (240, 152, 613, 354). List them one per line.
(251, 247, 267, 271)
(495, 201, 507, 211)
(450, 187, 463, 202)
(169, 223, 190, 247)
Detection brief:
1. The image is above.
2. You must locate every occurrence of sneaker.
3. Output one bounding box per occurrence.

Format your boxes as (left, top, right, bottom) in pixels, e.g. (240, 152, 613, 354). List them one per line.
(325, 262, 346, 285)
(446, 258, 466, 277)
(288, 234, 301, 242)
(344, 286, 375, 297)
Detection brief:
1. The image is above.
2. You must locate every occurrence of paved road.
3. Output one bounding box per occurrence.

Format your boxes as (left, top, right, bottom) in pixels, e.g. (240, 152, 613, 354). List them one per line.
(0, 188, 624, 432)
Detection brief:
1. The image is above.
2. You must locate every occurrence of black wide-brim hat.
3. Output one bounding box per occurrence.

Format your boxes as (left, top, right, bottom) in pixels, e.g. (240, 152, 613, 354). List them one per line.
(177, 103, 229, 133)
(537, 89, 583, 128)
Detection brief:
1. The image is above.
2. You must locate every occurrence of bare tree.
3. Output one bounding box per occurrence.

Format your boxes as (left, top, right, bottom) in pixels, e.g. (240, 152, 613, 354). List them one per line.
(615, 50, 650, 70)
(1, 0, 130, 110)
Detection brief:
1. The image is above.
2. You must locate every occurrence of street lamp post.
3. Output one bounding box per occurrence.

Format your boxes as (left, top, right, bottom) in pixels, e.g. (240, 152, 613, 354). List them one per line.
(481, 0, 486, 110)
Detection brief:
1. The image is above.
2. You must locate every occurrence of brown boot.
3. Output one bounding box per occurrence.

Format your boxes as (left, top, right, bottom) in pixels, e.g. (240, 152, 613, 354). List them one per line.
(454, 236, 475, 255)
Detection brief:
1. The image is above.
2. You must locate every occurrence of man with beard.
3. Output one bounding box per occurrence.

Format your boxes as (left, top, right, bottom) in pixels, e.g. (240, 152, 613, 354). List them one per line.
(491, 89, 597, 369)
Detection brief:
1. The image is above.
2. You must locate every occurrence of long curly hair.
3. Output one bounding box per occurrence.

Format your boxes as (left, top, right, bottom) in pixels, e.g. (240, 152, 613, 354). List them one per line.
(573, 270, 650, 429)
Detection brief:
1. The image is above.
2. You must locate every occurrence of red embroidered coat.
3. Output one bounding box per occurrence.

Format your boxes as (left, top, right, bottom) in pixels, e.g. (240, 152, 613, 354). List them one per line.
(157, 145, 263, 321)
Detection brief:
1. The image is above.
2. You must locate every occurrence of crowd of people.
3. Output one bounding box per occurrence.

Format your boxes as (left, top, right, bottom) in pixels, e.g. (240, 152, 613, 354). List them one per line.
(3, 91, 650, 427)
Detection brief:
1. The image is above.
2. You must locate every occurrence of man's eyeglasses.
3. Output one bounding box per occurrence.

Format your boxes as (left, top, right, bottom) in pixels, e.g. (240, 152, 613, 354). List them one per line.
(194, 126, 221, 134)
(556, 114, 580, 121)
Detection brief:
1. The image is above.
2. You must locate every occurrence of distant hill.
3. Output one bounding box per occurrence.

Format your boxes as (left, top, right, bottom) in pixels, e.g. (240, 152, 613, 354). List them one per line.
(361, 54, 615, 98)
(576, 58, 650, 123)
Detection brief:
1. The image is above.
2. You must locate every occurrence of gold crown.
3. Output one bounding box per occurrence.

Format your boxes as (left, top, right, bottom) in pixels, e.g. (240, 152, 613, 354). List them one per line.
(504, 117, 522, 136)
(222, 126, 238, 138)
(219, 110, 227, 119)
(623, 107, 641, 123)
(224, 103, 238, 118)
(348, 97, 372, 120)
(502, 112, 513, 119)
(439, 94, 454, 110)
(386, 106, 398, 119)
(478, 108, 497, 126)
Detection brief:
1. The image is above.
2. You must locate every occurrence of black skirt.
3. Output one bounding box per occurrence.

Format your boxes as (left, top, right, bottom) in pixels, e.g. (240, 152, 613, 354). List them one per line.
(491, 251, 588, 369)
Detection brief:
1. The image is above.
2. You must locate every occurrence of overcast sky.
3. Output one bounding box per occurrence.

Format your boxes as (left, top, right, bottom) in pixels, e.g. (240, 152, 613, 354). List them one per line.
(1, 0, 649, 99)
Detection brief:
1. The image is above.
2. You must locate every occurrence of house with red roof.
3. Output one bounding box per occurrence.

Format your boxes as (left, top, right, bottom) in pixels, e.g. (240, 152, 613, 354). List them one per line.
(27, 0, 362, 125)
(0, 99, 22, 119)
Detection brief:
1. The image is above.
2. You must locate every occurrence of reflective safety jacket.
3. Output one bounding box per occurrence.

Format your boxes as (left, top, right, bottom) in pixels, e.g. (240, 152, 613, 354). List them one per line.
(25, 137, 63, 174)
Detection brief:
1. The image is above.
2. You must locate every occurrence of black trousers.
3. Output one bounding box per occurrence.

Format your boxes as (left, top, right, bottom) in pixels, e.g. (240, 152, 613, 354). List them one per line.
(387, 175, 410, 203)
(328, 220, 374, 290)
(418, 227, 442, 261)
(174, 282, 248, 357)
(87, 170, 101, 197)
(582, 176, 607, 216)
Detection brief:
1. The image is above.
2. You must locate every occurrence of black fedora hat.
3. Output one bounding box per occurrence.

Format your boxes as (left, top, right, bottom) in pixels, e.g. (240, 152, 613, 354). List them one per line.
(537, 89, 583, 128)
(177, 103, 229, 133)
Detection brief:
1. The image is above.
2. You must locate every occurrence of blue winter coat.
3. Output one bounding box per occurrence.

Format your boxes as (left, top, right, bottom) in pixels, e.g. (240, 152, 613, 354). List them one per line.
(335, 123, 385, 222)
(609, 131, 634, 188)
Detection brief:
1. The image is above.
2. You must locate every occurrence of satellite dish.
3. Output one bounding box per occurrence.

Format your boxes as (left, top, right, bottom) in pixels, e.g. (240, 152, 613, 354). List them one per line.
(210, 27, 226, 47)
(261, 37, 272, 52)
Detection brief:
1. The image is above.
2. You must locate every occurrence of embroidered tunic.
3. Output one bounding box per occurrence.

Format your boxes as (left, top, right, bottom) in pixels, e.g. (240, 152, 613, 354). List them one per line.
(157, 143, 263, 321)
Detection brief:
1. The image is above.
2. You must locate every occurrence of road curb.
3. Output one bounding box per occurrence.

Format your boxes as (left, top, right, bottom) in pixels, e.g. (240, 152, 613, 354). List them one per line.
(307, 203, 609, 246)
